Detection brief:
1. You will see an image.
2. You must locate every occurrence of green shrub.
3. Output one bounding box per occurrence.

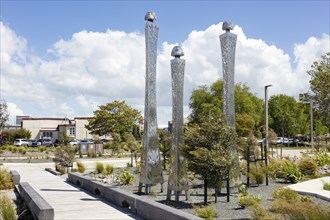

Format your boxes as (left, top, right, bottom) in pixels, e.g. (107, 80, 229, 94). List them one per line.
(282, 162, 304, 183)
(18, 146, 27, 154)
(297, 155, 319, 176)
(39, 146, 46, 152)
(117, 170, 134, 185)
(194, 204, 217, 220)
(246, 163, 265, 184)
(268, 158, 289, 180)
(238, 184, 248, 196)
(238, 194, 261, 208)
(272, 187, 299, 202)
(300, 195, 312, 203)
(0, 168, 14, 190)
(0, 194, 16, 220)
(315, 151, 330, 167)
(105, 164, 114, 175)
(323, 182, 330, 191)
(96, 162, 104, 173)
(270, 158, 303, 183)
(76, 160, 86, 173)
(11, 147, 17, 153)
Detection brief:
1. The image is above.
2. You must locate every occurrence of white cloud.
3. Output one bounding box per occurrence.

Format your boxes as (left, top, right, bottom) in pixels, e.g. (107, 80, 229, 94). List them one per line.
(6, 102, 24, 125)
(1, 21, 329, 127)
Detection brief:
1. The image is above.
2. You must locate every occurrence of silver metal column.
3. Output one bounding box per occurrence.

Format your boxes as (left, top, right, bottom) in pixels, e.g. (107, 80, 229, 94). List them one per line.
(219, 21, 241, 186)
(139, 12, 163, 194)
(265, 85, 272, 186)
(166, 46, 190, 201)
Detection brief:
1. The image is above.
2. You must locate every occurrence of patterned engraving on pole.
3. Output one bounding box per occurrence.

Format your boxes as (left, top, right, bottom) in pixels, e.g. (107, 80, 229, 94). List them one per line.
(139, 16, 163, 185)
(168, 54, 189, 194)
(220, 22, 241, 186)
(220, 32, 237, 128)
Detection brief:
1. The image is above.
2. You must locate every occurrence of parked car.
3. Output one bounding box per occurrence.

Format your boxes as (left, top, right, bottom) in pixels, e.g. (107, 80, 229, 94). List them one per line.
(41, 138, 53, 147)
(273, 137, 289, 145)
(69, 139, 79, 146)
(288, 138, 300, 146)
(29, 139, 42, 147)
(14, 139, 30, 146)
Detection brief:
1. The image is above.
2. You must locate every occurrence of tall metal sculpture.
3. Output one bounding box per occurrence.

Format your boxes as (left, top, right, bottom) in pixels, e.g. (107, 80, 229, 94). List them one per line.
(167, 46, 190, 201)
(219, 21, 241, 186)
(138, 12, 164, 194)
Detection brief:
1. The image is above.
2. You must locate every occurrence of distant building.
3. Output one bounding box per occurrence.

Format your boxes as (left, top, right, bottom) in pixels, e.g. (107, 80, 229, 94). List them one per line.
(15, 116, 94, 142)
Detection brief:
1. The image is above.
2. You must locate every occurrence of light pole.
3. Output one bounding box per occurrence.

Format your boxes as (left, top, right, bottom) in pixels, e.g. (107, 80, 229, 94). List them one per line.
(265, 85, 272, 186)
(310, 98, 314, 148)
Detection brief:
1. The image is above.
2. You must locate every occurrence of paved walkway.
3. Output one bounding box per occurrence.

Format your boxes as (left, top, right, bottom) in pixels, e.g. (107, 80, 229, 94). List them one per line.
(3, 162, 142, 220)
(288, 176, 330, 201)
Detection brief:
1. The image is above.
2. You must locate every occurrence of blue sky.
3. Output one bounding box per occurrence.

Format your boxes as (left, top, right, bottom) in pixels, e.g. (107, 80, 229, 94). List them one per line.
(2, 1, 329, 57)
(1, 0, 329, 126)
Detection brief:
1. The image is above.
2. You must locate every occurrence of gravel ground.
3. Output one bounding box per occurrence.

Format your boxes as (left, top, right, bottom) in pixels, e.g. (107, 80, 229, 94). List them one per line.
(113, 169, 330, 220)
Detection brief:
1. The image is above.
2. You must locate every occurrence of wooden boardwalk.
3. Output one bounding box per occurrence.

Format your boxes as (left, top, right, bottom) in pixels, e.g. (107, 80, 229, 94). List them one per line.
(4, 163, 142, 220)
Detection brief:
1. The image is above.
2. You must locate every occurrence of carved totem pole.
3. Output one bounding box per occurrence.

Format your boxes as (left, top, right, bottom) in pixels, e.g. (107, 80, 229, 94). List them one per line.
(166, 46, 190, 201)
(219, 21, 241, 186)
(138, 12, 164, 194)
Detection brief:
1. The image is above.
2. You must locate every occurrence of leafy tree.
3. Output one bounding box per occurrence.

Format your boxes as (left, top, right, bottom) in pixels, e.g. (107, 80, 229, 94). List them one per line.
(1, 129, 32, 144)
(13, 128, 31, 140)
(124, 133, 138, 167)
(236, 113, 255, 137)
(269, 94, 309, 137)
(0, 101, 9, 130)
(53, 145, 76, 173)
(86, 100, 142, 141)
(159, 129, 172, 170)
(59, 131, 71, 146)
(182, 111, 237, 204)
(189, 80, 263, 137)
(307, 52, 330, 131)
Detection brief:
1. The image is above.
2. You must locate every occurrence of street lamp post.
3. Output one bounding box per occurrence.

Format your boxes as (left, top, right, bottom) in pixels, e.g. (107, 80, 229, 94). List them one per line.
(265, 85, 272, 186)
(310, 98, 314, 148)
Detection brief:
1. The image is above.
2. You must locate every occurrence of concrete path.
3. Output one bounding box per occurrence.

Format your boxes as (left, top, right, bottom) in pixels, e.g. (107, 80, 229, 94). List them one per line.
(3, 160, 142, 220)
(288, 176, 330, 202)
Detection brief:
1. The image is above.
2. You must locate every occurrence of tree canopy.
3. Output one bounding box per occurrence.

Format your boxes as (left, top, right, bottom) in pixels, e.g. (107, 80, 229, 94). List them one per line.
(0, 101, 9, 130)
(268, 94, 310, 137)
(189, 80, 263, 137)
(85, 100, 142, 141)
(307, 52, 330, 130)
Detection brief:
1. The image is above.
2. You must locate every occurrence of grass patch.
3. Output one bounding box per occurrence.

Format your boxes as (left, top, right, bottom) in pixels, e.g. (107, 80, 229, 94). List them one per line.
(272, 199, 330, 219)
(0, 194, 16, 220)
(96, 162, 104, 174)
(117, 170, 134, 185)
(76, 160, 86, 173)
(323, 182, 330, 191)
(105, 164, 114, 175)
(194, 204, 217, 220)
(0, 168, 14, 190)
